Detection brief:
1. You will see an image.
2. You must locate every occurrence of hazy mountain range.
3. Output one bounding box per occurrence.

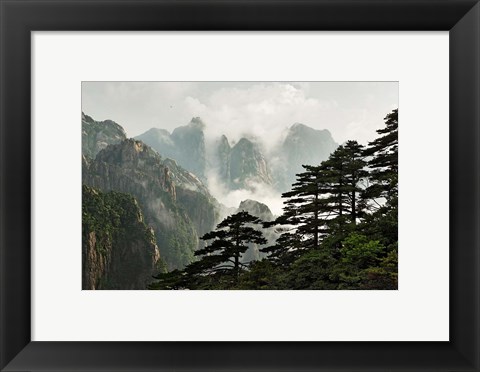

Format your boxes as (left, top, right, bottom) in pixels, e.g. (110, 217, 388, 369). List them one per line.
(135, 116, 337, 194)
(82, 113, 338, 289)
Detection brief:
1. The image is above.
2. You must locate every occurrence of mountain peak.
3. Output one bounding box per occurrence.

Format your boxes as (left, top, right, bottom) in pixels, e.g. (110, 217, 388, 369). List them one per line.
(95, 139, 161, 168)
(234, 137, 255, 149)
(188, 117, 206, 130)
(145, 127, 171, 136)
(274, 122, 338, 191)
(81, 112, 91, 122)
(229, 137, 272, 189)
(82, 113, 127, 158)
(136, 119, 207, 181)
(238, 199, 274, 222)
(286, 123, 334, 143)
(291, 122, 307, 129)
(289, 122, 318, 134)
(219, 134, 229, 143)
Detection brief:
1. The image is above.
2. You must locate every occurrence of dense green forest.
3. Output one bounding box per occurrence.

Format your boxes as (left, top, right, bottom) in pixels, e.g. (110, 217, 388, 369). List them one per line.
(150, 109, 398, 290)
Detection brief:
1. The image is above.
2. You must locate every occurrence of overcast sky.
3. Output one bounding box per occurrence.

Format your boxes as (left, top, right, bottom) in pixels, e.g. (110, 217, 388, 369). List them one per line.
(82, 81, 398, 146)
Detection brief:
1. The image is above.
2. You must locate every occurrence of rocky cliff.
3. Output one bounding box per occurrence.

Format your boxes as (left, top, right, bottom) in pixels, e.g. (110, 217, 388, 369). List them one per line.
(227, 138, 272, 190)
(83, 138, 219, 270)
(162, 158, 220, 241)
(135, 117, 207, 181)
(82, 112, 127, 158)
(238, 199, 275, 222)
(212, 124, 335, 194)
(136, 118, 336, 196)
(273, 123, 338, 191)
(82, 185, 161, 290)
(215, 134, 231, 182)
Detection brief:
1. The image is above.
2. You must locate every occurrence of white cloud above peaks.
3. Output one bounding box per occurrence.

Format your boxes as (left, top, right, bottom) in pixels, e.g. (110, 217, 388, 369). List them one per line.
(82, 81, 398, 147)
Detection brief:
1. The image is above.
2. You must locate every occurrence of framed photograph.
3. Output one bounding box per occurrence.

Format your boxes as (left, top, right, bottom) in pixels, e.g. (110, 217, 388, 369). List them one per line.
(1, 0, 479, 371)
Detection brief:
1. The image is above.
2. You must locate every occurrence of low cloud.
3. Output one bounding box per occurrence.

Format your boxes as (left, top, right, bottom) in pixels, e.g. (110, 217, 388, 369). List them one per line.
(83, 81, 398, 147)
(206, 168, 284, 217)
(186, 82, 339, 152)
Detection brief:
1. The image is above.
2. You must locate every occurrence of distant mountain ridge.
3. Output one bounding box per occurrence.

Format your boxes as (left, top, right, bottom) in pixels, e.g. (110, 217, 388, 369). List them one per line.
(136, 117, 338, 194)
(135, 117, 207, 181)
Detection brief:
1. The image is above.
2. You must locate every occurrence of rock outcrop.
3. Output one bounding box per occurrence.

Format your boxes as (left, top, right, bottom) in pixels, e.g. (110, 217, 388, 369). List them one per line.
(82, 112, 127, 159)
(162, 158, 219, 241)
(238, 199, 274, 222)
(217, 137, 272, 190)
(216, 134, 231, 182)
(82, 185, 161, 290)
(136, 117, 207, 181)
(273, 123, 338, 191)
(136, 118, 337, 196)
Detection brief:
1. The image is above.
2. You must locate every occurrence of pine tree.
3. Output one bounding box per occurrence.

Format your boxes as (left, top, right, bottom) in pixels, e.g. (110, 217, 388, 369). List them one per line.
(260, 230, 303, 267)
(264, 141, 367, 261)
(190, 211, 268, 288)
(260, 165, 327, 265)
(151, 211, 267, 289)
(197, 211, 267, 280)
(322, 140, 368, 227)
(279, 164, 331, 250)
(363, 109, 398, 204)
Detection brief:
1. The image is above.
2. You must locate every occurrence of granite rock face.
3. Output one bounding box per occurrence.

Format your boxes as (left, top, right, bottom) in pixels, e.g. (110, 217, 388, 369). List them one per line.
(136, 117, 207, 181)
(82, 185, 161, 290)
(228, 138, 272, 190)
(212, 135, 274, 191)
(273, 123, 338, 191)
(238, 199, 274, 222)
(83, 138, 219, 270)
(136, 118, 337, 195)
(82, 112, 127, 159)
(215, 134, 231, 183)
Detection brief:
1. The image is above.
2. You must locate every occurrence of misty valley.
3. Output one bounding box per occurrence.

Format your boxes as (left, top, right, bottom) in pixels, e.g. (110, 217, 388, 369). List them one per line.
(82, 106, 398, 290)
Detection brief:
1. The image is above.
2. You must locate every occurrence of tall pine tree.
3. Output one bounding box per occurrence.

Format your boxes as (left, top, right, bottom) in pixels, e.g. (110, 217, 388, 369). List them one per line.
(151, 211, 267, 289)
(279, 164, 331, 250)
(195, 211, 267, 282)
(265, 140, 367, 260)
(363, 109, 398, 204)
(322, 140, 368, 227)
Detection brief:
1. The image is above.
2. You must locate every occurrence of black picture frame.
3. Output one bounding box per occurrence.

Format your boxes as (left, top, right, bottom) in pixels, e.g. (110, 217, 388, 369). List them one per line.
(1, 0, 479, 371)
